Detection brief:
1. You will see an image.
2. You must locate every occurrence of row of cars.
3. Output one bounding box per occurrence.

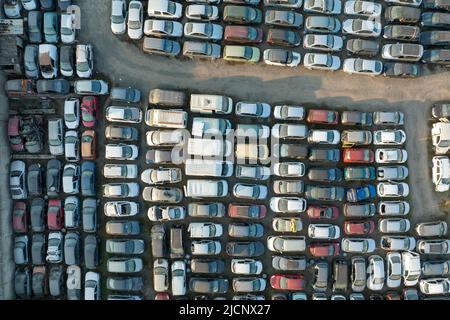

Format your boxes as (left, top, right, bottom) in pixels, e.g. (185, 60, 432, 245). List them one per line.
(430, 102, 450, 192)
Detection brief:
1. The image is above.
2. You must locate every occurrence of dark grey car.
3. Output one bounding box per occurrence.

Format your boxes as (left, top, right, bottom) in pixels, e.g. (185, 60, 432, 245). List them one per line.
(24, 45, 40, 79)
(151, 224, 166, 258)
(143, 37, 181, 57)
(60, 45, 74, 77)
(84, 235, 99, 270)
(64, 232, 80, 265)
(28, 163, 43, 196)
(31, 198, 46, 232)
(28, 11, 43, 43)
(385, 6, 421, 24)
(277, 144, 309, 159)
(346, 39, 379, 57)
(189, 278, 229, 294)
(82, 198, 97, 233)
(107, 277, 144, 291)
(106, 239, 145, 254)
(183, 41, 221, 59)
(110, 87, 141, 103)
(105, 125, 139, 141)
(422, 12, 450, 28)
(226, 241, 265, 257)
(31, 233, 46, 265)
(81, 161, 96, 196)
(421, 31, 450, 46)
(191, 259, 225, 274)
(46, 159, 61, 197)
(272, 256, 307, 271)
(422, 260, 450, 276)
(341, 111, 373, 126)
(383, 25, 420, 41)
(228, 223, 264, 238)
(15, 268, 31, 299)
(49, 265, 64, 297)
(188, 203, 226, 217)
(36, 79, 70, 94)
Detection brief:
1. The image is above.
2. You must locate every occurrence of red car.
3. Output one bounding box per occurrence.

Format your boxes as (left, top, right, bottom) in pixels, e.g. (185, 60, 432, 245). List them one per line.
(343, 220, 375, 235)
(8, 116, 24, 152)
(81, 96, 98, 127)
(155, 293, 170, 300)
(306, 109, 339, 124)
(270, 274, 306, 290)
(343, 148, 374, 164)
(307, 205, 339, 220)
(309, 243, 340, 257)
(13, 201, 28, 233)
(228, 204, 266, 219)
(224, 25, 263, 44)
(47, 199, 63, 230)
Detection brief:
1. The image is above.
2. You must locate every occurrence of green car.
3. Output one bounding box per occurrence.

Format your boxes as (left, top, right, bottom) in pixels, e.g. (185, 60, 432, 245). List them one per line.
(223, 5, 262, 24)
(223, 45, 260, 63)
(344, 167, 376, 181)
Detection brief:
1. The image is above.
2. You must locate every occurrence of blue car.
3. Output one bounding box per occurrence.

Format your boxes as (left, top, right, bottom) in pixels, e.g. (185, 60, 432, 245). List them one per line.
(346, 185, 376, 203)
(43, 12, 59, 43)
(81, 161, 96, 196)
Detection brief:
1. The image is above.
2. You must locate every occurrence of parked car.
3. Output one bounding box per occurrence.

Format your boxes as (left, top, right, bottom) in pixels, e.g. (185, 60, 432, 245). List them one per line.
(270, 274, 305, 290)
(111, 0, 127, 35)
(380, 236, 416, 251)
(344, 1, 382, 17)
(384, 25, 420, 41)
(305, 185, 345, 201)
(343, 58, 383, 76)
(265, 9, 303, 28)
(342, 238, 376, 253)
(223, 45, 260, 63)
(303, 34, 343, 52)
(224, 5, 262, 24)
(186, 4, 219, 21)
(367, 255, 385, 291)
(28, 11, 43, 43)
(377, 182, 410, 197)
(263, 49, 301, 67)
(226, 241, 264, 257)
(228, 204, 266, 219)
(304, 16, 341, 33)
(184, 22, 223, 40)
(342, 19, 381, 37)
(127, 1, 144, 39)
(385, 6, 420, 23)
(267, 28, 300, 47)
(346, 39, 379, 57)
(267, 236, 306, 253)
(417, 240, 450, 254)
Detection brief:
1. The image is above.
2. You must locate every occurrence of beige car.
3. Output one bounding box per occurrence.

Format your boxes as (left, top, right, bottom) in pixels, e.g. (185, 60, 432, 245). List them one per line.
(341, 130, 373, 146)
(235, 143, 269, 162)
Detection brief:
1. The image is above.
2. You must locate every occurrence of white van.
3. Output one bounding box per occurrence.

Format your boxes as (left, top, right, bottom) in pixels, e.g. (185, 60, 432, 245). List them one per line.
(187, 138, 232, 157)
(190, 94, 233, 115)
(145, 109, 188, 128)
(185, 179, 228, 198)
(185, 159, 233, 177)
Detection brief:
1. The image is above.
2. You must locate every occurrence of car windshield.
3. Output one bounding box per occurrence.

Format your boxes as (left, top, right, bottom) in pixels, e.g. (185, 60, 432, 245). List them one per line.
(77, 61, 90, 72)
(244, 47, 253, 59)
(91, 81, 101, 93)
(82, 108, 95, 122)
(129, 20, 140, 29)
(112, 14, 124, 24)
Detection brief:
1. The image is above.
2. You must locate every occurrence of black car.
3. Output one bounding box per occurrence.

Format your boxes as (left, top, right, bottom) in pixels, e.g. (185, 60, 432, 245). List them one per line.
(46, 159, 61, 196)
(107, 277, 144, 291)
(308, 167, 343, 182)
(28, 163, 43, 196)
(276, 144, 309, 159)
(110, 87, 141, 103)
(432, 102, 450, 119)
(84, 235, 99, 270)
(31, 233, 46, 265)
(385, 6, 421, 24)
(28, 11, 43, 43)
(226, 241, 265, 257)
(82, 198, 97, 233)
(36, 79, 70, 94)
(423, 0, 450, 10)
(420, 31, 450, 45)
(309, 148, 340, 162)
(49, 265, 64, 297)
(267, 28, 301, 47)
(346, 39, 379, 57)
(32, 266, 47, 298)
(341, 111, 373, 126)
(422, 12, 450, 28)
(15, 268, 31, 299)
(383, 25, 420, 41)
(81, 161, 96, 196)
(384, 63, 420, 78)
(191, 259, 225, 274)
(189, 278, 229, 294)
(422, 49, 450, 65)
(60, 45, 74, 77)
(30, 198, 46, 232)
(151, 224, 166, 258)
(105, 125, 139, 141)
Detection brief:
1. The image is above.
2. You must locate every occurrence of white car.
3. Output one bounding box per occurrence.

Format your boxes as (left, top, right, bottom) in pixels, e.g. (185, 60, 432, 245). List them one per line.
(267, 236, 306, 253)
(127, 1, 144, 40)
(64, 98, 80, 129)
(308, 224, 340, 240)
(273, 162, 305, 177)
(144, 19, 183, 37)
(367, 255, 385, 291)
(46, 231, 63, 263)
(61, 13, 76, 44)
(105, 106, 142, 123)
(64, 130, 80, 162)
(378, 218, 410, 233)
(148, 206, 185, 221)
(417, 239, 450, 254)
(270, 197, 307, 213)
(105, 144, 139, 160)
(265, 0, 303, 7)
(188, 222, 223, 238)
(402, 251, 421, 286)
(153, 259, 169, 292)
(420, 278, 450, 295)
(273, 105, 305, 121)
(184, 22, 223, 40)
(386, 252, 402, 288)
(191, 240, 221, 255)
(3, 0, 21, 18)
(373, 111, 404, 125)
(432, 156, 450, 192)
(303, 53, 341, 71)
(272, 217, 303, 233)
(103, 164, 138, 179)
(341, 238, 376, 253)
(272, 124, 308, 139)
(104, 201, 139, 217)
(385, 0, 422, 7)
(303, 34, 343, 52)
(236, 124, 270, 139)
(377, 166, 409, 181)
(148, 0, 183, 19)
(235, 102, 271, 118)
(233, 183, 268, 200)
(380, 236, 416, 251)
(171, 261, 186, 296)
(307, 129, 340, 144)
(185, 4, 219, 21)
(377, 182, 410, 197)
(378, 201, 410, 216)
(62, 164, 80, 194)
(304, 0, 342, 14)
(111, 0, 128, 35)
(374, 130, 406, 145)
(21, 0, 37, 11)
(344, 1, 382, 17)
(76, 44, 94, 78)
(231, 259, 263, 275)
(415, 221, 448, 237)
(343, 58, 383, 76)
(342, 19, 381, 37)
(141, 168, 181, 184)
(235, 165, 270, 180)
(84, 271, 100, 300)
(103, 183, 140, 198)
(375, 148, 408, 163)
(263, 49, 301, 67)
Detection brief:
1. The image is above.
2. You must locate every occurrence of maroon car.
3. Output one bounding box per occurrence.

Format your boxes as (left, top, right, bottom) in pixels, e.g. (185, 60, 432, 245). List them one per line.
(228, 204, 266, 219)
(270, 274, 306, 290)
(13, 201, 28, 233)
(224, 25, 263, 44)
(306, 109, 339, 124)
(343, 220, 375, 235)
(309, 243, 340, 257)
(81, 96, 98, 127)
(47, 199, 63, 230)
(8, 116, 24, 152)
(307, 205, 339, 220)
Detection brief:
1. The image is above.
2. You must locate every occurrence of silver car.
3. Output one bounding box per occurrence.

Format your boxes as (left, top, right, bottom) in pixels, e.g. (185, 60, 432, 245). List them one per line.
(184, 22, 223, 40)
(304, 53, 341, 71)
(303, 34, 343, 52)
